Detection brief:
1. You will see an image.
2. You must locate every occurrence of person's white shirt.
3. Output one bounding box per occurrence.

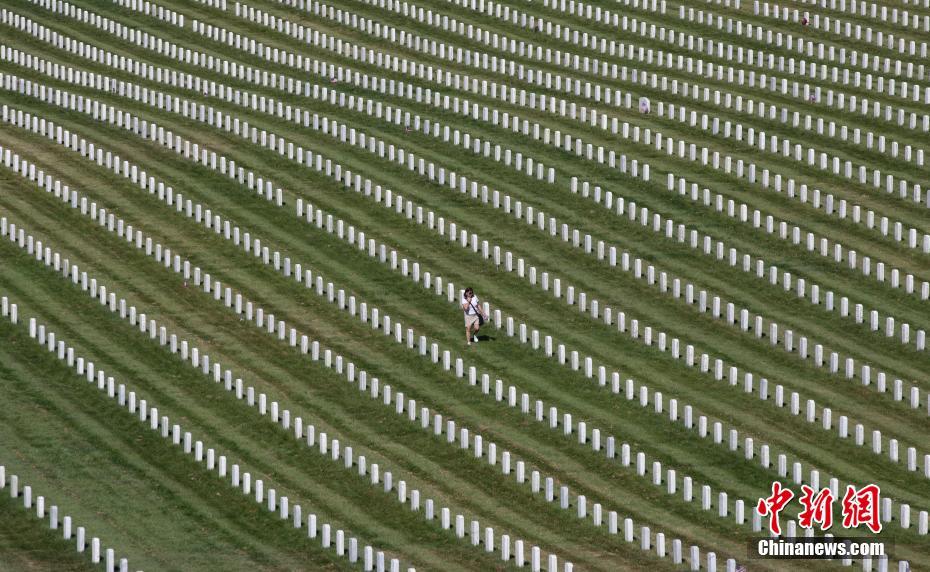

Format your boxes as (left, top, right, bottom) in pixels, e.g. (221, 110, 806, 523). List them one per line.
(462, 294, 481, 316)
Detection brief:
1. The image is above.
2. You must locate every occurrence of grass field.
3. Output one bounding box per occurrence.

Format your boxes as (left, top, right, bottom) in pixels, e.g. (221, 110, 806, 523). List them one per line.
(0, 0, 928, 569)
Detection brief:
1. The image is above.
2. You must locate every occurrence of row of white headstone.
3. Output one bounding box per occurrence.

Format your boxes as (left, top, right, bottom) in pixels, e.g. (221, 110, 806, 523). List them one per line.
(9, 60, 920, 502)
(560, 168, 930, 406)
(0, 110, 916, 572)
(797, 0, 929, 31)
(539, 0, 665, 19)
(290, 191, 930, 532)
(280, 147, 919, 504)
(13, 0, 630, 179)
(655, 168, 930, 294)
(608, 4, 930, 126)
(23, 196, 714, 572)
(753, 0, 930, 55)
(182, 85, 930, 490)
(9, 91, 928, 528)
(268, 0, 930, 145)
(279, 35, 930, 423)
(0, 124, 669, 568)
(753, 0, 930, 37)
(20, 104, 724, 532)
(7, 0, 928, 490)
(677, 85, 920, 165)
(184, 6, 930, 276)
(626, 58, 927, 162)
(194, 0, 226, 10)
(7, 87, 920, 540)
(562, 159, 929, 357)
(620, 3, 925, 97)
(0, 38, 555, 188)
(231, 0, 642, 110)
(568, 180, 930, 402)
(96, 0, 930, 540)
(59, 47, 920, 438)
(218, 1, 650, 114)
(532, 0, 923, 89)
(676, 174, 930, 318)
(659, 99, 928, 210)
(614, 106, 929, 254)
(289, 192, 930, 535)
(24, 0, 224, 74)
(697, 4, 929, 62)
(0, 135, 446, 562)
(670, 168, 930, 298)
(0, 292, 410, 572)
(189, 12, 660, 177)
(0, 165, 866, 572)
(425, 0, 925, 94)
(318, 49, 930, 302)
(3, 197, 575, 572)
(466, 0, 669, 31)
(111, 0, 182, 27)
(0, 464, 130, 572)
(25, 0, 930, 189)
(344, 0, 670, 74)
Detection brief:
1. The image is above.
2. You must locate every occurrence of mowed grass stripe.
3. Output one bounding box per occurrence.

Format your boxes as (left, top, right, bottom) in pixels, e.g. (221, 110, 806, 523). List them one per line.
(0, 489, 94, 572)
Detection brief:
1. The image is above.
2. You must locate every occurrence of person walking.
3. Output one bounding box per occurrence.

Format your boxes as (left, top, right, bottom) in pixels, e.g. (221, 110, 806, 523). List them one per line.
(461, 287, 488, 345)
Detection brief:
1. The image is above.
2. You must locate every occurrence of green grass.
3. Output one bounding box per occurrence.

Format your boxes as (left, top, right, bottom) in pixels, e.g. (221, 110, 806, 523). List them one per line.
(0, 0, 928, 569)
